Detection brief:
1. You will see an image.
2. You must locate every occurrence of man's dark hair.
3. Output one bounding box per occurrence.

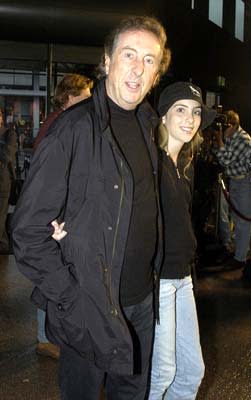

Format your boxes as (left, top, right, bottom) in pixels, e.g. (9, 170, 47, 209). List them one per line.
(53, 74, 94, 110)
(97, 15, 171, 81)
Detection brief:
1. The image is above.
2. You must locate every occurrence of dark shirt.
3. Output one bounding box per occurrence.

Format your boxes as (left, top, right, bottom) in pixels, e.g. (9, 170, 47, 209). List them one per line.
(108, 98, 157, 306)
(160, 150, 196, 279)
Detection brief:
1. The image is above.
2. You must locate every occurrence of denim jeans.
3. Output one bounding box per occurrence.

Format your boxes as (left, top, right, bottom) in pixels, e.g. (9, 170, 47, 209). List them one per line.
(219, 188, 232, 247)
(37, 308, 49, 343)
(59, 292, 154, 400)
(230, 176, 251, 261)
(149, 276, 204, 400)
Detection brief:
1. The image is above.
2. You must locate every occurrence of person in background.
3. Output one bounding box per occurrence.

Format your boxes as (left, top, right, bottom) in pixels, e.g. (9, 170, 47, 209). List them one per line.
(149, 82, 216, 400)
(34, 73, 93, 150)
(11, 16, 171, 400)
(34, 73, 93, 360)
(0, 110, 17, 254)
(213, 110, 251, 278)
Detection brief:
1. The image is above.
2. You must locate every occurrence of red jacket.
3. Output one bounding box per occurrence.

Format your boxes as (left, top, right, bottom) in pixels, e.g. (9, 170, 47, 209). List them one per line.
(33, 109, 62, 151)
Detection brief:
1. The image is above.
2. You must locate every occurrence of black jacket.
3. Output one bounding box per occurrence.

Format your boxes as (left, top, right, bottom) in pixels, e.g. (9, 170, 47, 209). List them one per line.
(11, 79, 162, 374)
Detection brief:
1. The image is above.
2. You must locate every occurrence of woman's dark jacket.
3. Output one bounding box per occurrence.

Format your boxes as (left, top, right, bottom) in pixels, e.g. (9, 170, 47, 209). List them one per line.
(159, 150, 197, 279)
(11, 80, 162, 375)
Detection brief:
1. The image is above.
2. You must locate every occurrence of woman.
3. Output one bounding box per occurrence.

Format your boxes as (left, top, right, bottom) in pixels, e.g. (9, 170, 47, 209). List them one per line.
(149, 82, 216, 400)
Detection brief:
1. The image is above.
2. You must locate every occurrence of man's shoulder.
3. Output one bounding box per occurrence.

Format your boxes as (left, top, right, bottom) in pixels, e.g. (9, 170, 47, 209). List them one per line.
(48, 98, 95, 134)
(63, 96, 94, 121)
(240, 128, 251, 141)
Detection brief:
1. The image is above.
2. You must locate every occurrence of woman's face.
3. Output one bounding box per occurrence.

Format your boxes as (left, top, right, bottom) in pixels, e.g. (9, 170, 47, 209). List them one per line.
(163, 99, 201, 146)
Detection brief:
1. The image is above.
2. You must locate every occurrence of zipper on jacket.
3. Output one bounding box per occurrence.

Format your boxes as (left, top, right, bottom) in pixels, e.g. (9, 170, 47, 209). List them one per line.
(100, 259, 114, 308)
(111, 158, 125, 267)
(109, 158, 125, 321)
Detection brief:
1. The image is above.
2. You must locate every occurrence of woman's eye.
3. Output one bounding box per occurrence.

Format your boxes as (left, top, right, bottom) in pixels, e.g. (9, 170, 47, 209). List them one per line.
(176, 107, 185, 113)
(194, 109, 202, 116)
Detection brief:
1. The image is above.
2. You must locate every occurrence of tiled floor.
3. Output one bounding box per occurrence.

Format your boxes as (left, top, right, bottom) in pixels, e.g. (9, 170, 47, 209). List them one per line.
(1, 254, 251, 399)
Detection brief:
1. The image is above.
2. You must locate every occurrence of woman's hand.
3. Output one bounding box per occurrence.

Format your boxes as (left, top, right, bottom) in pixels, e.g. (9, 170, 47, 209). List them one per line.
(51, 220, 67, 241)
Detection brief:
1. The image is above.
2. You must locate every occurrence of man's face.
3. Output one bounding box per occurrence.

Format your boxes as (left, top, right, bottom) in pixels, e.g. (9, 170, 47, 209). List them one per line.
(105, 29, 162, 110)
(224, 123, 237, 139)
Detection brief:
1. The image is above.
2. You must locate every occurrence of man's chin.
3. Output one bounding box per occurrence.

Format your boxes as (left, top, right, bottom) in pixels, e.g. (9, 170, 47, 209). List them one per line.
(122, 95, 144, 109)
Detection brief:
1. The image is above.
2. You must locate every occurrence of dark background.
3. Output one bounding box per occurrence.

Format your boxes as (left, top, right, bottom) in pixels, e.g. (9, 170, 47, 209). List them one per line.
(0, 0, 251, 129)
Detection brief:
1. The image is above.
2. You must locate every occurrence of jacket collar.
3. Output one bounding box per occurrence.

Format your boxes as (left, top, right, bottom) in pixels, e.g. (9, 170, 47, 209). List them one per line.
(93, 78, 159, 133)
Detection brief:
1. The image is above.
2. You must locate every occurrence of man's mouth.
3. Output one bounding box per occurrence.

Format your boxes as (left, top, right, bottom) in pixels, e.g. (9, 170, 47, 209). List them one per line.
(126, 81, 141, 90)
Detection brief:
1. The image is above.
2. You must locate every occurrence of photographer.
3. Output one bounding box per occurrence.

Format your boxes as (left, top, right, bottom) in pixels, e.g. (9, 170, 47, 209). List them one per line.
(213, 110, 251, 277)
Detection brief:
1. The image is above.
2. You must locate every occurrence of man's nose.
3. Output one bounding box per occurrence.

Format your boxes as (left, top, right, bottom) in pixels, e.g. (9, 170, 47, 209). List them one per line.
(132, 58, 144, 76)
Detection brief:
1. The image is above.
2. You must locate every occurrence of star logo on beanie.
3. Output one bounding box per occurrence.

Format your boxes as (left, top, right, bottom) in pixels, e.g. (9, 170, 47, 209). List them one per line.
(189, 85, 201, 98)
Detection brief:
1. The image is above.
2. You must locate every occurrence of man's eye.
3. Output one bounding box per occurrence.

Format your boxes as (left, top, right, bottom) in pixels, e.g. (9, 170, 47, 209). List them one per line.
(145, 57, 154, 65)
(124, 52, 134, 59)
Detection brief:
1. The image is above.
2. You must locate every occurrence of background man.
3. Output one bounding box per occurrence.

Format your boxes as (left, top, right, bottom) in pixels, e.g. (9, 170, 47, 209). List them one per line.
(34, 73, 93, 150)
(213, 110, 251, 277)
(11, 16, 171, 400)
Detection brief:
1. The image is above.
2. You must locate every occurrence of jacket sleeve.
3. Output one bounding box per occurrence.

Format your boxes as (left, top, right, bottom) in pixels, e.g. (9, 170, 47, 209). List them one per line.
(11, 125, 79, 307)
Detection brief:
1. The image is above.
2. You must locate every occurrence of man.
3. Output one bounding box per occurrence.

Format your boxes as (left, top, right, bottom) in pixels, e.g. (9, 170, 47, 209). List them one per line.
(213, 110, 251, 276)
(34, 73, 93, 150)
(34, 73, 93, 360)
(11, 16, 171, 400)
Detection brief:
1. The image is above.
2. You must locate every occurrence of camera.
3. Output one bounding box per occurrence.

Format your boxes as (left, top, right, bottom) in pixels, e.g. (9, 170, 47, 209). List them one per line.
(210, 114, 231, 133)
(210, 114, 229, 132)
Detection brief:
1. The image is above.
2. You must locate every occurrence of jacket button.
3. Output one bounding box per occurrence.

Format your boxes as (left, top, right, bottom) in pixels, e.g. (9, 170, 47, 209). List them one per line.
(57, 303, 63, 311)
(113, 184, 119, 189)
(110, 308, 118, 316)
(108, 226, 112, 231)
(113, 349, 118, 355)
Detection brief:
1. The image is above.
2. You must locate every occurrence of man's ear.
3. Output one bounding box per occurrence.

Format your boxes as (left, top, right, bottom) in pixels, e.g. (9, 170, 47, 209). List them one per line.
(68, 95, 74, 104)
(65, 95, 74, 108)
(104, 54, 110, 75)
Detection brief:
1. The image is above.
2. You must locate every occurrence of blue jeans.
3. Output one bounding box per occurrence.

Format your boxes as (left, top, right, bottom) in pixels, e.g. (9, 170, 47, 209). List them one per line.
(59, 292, 154, 400)
(149, 276, 204, 400)
(37, 308, 49, 343)
(230, 176, 251, 261)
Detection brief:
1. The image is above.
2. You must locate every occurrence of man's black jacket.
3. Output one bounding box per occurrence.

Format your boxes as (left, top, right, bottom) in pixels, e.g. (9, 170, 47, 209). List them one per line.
(11, 79, 162, 374)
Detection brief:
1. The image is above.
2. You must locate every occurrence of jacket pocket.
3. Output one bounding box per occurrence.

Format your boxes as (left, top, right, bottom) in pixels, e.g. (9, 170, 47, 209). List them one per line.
(46, 291, 89, 353)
